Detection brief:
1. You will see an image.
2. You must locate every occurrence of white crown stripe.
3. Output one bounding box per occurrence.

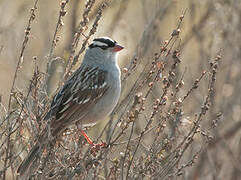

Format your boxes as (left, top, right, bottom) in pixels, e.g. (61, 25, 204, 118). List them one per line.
(92, 41, 108, 47)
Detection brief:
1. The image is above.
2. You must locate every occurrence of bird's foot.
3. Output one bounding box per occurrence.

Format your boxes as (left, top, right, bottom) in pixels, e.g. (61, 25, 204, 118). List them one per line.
(90, 142, 107, 156)
(81, 130, 107, 155)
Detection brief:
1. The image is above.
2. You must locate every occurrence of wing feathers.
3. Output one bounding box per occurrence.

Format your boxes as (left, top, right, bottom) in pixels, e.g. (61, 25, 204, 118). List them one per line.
(47, 65, 109, 129)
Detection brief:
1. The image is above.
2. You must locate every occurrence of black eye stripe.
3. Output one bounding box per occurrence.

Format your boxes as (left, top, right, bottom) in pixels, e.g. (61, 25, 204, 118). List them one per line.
(89, 44, 108, 50)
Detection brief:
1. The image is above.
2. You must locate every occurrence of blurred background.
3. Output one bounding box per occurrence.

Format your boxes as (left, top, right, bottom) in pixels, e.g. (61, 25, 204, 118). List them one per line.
(0, 0, 240, 179)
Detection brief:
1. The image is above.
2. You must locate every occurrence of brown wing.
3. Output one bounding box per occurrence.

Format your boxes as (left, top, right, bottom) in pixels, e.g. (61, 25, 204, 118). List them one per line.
(45, 65, 109, 135)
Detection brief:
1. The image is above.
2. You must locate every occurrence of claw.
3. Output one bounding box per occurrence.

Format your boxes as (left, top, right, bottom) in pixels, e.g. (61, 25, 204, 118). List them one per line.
(80, 130, 107, 155)
(90, 142, 107, 156)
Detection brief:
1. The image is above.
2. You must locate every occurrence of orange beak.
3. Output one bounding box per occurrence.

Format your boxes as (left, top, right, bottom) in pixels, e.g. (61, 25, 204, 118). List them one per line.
(113, 44, 124, 52)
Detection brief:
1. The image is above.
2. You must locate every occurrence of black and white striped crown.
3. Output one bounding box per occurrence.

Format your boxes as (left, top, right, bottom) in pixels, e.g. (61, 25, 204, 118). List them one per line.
(89, 37, 117, 49)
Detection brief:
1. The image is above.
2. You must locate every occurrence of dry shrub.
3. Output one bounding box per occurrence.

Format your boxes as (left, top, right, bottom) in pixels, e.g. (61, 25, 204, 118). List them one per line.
(0, 0, 240, 179)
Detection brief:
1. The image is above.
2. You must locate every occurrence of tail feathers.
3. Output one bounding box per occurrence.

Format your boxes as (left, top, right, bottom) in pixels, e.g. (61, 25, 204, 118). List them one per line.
(17, 144, 40, 175)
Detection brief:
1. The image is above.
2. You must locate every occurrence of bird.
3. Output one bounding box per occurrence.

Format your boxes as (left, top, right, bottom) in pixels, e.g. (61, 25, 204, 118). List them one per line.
(17, 37, 124, 175)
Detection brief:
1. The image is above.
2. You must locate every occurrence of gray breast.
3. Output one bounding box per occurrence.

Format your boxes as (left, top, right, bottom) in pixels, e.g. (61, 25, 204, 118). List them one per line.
(81, 65, 121, 126)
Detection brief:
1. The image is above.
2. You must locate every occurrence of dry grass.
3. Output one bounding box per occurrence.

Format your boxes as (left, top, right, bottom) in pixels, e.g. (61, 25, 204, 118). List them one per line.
(0, 0, 240, 179)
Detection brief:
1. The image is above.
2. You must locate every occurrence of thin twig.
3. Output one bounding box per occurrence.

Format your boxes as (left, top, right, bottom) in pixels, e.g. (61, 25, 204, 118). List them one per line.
(3, 1, 39, 179)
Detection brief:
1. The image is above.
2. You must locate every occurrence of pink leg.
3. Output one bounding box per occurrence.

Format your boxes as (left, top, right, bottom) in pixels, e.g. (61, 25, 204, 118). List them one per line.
(81, 130, 107, 148)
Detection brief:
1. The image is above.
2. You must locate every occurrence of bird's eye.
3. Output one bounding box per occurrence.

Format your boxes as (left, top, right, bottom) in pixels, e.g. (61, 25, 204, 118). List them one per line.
(89, 43, 109, 50)
(100, 46, 108, 50)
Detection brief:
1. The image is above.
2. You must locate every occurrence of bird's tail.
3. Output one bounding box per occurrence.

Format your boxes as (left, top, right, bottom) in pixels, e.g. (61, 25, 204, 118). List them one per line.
(17, 144, 40, 175)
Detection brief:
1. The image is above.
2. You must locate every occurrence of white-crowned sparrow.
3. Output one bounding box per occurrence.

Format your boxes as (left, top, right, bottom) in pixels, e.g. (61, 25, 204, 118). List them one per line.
(17, 37, 124, 175)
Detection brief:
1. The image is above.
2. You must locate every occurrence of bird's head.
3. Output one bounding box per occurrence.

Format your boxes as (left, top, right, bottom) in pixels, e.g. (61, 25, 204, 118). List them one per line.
(84, 37, 124, 64)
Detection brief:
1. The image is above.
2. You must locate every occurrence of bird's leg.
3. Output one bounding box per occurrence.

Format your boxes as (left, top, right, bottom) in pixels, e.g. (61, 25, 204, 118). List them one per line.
(81, 130, 107, 156)
(80, 130, 106, 148)
(75, 122, 106, 150)
(80, 130, 94, 144)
